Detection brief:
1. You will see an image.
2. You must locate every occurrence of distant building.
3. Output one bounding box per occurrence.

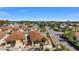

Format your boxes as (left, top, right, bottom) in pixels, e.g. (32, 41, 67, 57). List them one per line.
(75, 32, 79, 42)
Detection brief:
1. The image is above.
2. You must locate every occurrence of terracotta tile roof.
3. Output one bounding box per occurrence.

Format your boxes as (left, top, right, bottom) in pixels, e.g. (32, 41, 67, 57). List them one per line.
(28, 31, 48, 41)
(5, 31, 25, 42)
(75, 32, 79, 37)
(0, 31, 6, 39)
(0, 26, 21, 31)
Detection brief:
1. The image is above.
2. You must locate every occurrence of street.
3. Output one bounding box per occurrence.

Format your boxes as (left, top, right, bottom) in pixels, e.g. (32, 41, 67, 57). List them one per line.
(46, 27, 76, 51)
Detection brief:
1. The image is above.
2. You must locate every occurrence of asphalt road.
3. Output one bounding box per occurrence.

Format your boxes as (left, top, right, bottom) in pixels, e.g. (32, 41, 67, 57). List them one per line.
(46, 27, 76, 51)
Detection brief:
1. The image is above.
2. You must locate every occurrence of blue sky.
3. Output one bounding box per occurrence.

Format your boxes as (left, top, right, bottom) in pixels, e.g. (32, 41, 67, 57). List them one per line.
(0, 7, 79, 21)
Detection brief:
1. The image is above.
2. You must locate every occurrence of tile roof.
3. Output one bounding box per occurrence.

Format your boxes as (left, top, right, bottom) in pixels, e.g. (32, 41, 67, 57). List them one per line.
(28, 31, 48, 41)
(75, 32, 79, 37)
(0, 26, 21, 31)
(5, 31, 25, 42)
(0, 31, 6, 39)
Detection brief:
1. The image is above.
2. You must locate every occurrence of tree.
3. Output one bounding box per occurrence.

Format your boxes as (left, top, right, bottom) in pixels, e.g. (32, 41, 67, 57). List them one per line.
(40, 39, 46, 50)
(73, 24, 78, 32)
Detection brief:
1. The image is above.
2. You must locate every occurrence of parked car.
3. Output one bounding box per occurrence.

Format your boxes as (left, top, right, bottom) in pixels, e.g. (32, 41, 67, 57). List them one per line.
(59, 38, 65, 42)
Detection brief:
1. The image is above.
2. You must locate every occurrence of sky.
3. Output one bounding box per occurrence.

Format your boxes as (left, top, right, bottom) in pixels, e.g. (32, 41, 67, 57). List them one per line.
(0, 7, 79, 21)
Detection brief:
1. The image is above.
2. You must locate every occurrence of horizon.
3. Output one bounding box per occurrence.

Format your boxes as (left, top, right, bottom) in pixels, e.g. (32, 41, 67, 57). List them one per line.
(1, 19, 79, 22)
(0, 7, 79, 21)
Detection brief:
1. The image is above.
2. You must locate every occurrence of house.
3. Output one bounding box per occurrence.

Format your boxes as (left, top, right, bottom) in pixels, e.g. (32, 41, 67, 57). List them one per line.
(4, 31, 25, 48)
(0, 26, 21, 31)
(27, 25, 34, 31)
(28, 31, 48, 41)
(0, 31, 6, 40)
(74, 32, 79, 42)
(27, 31, 49, 49)
(0, 26, 22, 34)
(60, 23, 67, 28)
(0, 31, 7, 46)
